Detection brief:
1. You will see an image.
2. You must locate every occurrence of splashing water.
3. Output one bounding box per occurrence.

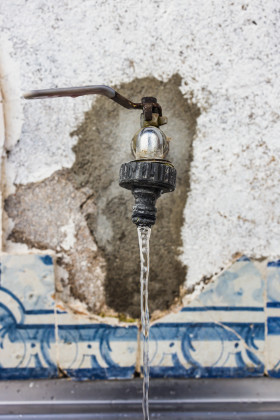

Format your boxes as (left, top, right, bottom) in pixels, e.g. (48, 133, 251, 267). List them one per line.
(137, 225, 151, 420)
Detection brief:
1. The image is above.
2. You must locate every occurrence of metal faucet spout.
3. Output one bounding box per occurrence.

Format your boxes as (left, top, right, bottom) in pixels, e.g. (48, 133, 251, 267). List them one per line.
(119, 160, 176, 227)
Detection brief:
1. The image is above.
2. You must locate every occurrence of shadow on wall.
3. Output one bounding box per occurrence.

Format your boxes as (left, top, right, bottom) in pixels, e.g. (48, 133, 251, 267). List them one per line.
(5, 74, 200, 319)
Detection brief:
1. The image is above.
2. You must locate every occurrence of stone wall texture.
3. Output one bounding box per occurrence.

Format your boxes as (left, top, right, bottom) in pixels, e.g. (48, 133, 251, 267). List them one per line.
(0, 0, 279, 318)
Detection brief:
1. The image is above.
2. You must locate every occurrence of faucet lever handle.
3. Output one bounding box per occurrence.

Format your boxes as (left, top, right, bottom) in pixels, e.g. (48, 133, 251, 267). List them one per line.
(23, 84, 164, 122)
(23, 84, 143, 111)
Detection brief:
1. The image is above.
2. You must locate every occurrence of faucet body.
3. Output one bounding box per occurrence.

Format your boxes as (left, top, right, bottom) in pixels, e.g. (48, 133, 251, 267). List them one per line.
(119, 97, 176, 227)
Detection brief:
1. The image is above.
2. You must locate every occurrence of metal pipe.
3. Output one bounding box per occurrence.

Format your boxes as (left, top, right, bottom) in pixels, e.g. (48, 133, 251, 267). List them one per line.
(23, 84, 142, 111)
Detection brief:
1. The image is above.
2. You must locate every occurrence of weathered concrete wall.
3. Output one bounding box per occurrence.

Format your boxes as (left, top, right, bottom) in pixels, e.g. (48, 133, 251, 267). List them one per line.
(1, 0, 280, 317)
(4, 76, 199, 317)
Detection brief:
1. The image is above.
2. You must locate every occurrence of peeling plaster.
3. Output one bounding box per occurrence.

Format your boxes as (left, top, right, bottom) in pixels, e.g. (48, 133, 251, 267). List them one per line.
(1, 0, 280, 297)
(0, 89, 4, 251)
(0, 35, 24, 152)
(4, 171, 106, 313)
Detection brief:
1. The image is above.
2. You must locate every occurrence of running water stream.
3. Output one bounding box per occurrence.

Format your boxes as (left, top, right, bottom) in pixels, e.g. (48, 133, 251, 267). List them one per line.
(137, 225, 151, 420)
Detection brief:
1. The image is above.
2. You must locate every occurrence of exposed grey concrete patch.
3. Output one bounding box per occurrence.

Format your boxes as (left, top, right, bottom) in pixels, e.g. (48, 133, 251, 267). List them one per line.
(4, 170, 106, 313)
(70, 75, 200, 318)
(5, 75, 199, 319)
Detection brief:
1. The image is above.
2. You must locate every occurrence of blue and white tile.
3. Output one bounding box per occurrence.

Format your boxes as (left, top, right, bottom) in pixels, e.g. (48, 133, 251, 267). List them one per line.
(146, 257, 265, 378)
(0, 254, 58, 379)
(56, 305, 138, 380)
(1, 254, 55, 313)
(0, 252, 274, 380)
(266, 260, 280, 377)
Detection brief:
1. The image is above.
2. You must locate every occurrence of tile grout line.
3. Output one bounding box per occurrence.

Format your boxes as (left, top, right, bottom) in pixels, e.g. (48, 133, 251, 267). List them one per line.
(53, 256, 60, 377)
(54, 300, 60, 376)
(263, 259, 268, 376)
(135, 324, 142, 375)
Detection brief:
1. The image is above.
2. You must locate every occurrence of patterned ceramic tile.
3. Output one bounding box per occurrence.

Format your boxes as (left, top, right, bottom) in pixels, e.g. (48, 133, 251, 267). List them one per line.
(266, 260, 280, 377)
(1, 254, 55, 311)
(146, 257, 265, 378)
(1, 253, 278, 380)
(0, 254, 57, 379)
(56, 308, 138, 380)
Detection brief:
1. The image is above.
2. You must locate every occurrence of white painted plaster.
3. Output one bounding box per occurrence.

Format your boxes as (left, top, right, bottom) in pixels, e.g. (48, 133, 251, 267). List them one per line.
(0, 0, 280, 289)
(0, 89, 4, 251)
(0, 35, 24, 152)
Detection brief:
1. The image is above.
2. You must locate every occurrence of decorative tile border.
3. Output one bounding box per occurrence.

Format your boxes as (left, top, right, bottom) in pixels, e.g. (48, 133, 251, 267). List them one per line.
(0, 254, 57, 380)
(266, 260, 280, 377)
(148, 257, 265, 378)
(0, 254, 138, 380)
(0, 253, 278, 380)
(57, 312, 138, 380)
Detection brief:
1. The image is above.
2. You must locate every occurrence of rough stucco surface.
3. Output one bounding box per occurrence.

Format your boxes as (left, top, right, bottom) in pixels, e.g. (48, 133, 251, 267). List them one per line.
(1, 1, 280, 297)
(4, 170, 106, 313)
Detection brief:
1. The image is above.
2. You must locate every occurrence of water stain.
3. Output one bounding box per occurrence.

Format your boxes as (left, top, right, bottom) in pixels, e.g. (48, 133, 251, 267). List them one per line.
(71, 74, 200, 318)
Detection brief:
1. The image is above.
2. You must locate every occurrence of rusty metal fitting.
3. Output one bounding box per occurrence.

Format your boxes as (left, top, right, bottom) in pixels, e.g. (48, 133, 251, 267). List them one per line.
(140, 113, 168, 128)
